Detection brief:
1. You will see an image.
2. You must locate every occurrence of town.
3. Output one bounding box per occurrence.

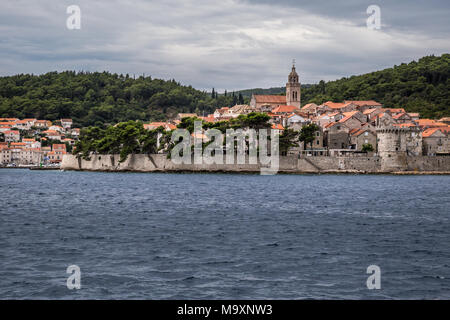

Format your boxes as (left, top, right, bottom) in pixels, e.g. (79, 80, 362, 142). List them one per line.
(1, 64, 450, 168)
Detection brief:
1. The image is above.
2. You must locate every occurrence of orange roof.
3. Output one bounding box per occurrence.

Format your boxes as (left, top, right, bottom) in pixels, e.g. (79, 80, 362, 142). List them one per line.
(144, 122, 176, 131)
(5, 130, 19, 134)
(345, 100, 382, 107)
(338, 111, 360, 123)
(43, 130, 59, 134)
(363, 108, 379, 115)
(52, 144, 67, 150)
(253, 95, 287, 104)
(384, 108, 405, 114)
(324, 122, 338, 129)
(199, 116, 215, 123)
(323, 101, 354, 110)
(22, 138, 35, 142)
(272, 105, 299, 113)
(271, 123, 285, 130)
(350, 128, 369, 137)
(392, 112, 410, 119)
(0, 118, 19, 121)
(422, 128, 444, 137)
(301, 103, 316, 110)
(415, 119, 447, 127)
(191, 132, 208, 139)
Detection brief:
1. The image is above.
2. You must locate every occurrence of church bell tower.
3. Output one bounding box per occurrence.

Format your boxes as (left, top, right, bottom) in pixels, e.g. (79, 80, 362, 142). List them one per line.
(286, 60, 301, 108)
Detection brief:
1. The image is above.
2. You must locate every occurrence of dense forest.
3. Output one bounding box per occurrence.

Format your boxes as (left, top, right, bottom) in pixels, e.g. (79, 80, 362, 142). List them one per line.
(0, 72, 244, 127)
(301, 54, 450, 118)
(233, 85, 313, 98)
(0, 54, 449, 126)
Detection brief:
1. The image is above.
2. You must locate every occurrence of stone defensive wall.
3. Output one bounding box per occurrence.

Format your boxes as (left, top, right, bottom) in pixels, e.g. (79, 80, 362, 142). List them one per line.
(60, 153, 450, 173)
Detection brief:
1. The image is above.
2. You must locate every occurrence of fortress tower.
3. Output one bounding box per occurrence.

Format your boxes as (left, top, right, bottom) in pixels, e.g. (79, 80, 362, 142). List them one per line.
(377, 125, 422, 172)
(286, 61, 301, 108)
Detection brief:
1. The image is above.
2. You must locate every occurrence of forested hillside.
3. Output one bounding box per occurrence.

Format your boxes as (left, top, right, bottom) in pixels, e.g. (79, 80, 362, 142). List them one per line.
(302, 54, 450, 118)
(0, 54, 448, 126)
(0, 72, 238, 127)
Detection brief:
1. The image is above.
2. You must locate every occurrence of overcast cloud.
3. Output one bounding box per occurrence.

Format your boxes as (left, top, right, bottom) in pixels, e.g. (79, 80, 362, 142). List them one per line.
(0, 0, 449, 91)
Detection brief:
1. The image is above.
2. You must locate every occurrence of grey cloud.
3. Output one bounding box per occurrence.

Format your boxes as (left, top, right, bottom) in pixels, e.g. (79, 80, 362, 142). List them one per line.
(0, 0, 449, 91)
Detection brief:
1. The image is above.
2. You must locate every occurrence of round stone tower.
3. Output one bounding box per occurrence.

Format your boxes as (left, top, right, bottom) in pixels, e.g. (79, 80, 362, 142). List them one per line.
(377, 126, 422, 172)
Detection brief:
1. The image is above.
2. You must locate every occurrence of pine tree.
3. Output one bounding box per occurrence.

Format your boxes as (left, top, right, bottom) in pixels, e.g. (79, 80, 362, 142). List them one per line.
(238, 93, 244, 104)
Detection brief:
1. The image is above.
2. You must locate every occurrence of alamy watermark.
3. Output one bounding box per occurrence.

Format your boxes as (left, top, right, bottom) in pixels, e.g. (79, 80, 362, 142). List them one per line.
(170, 121, 280, 175)
(366, 265, 381, 289)
(66, 5, 81, 30)
(366, 5, 381, 30)
(66, 265, 81, 290)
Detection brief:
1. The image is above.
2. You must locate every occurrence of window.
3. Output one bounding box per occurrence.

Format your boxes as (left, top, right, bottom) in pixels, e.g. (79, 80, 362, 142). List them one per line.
(364, 132, 368, 136)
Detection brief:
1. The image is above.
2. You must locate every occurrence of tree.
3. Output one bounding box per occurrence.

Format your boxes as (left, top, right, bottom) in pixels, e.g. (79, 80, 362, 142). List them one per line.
(299, 123, 319, 150)
(279, 128, 299, 155)
(238, 93, 244, 104)
(362, 143, 374, 152)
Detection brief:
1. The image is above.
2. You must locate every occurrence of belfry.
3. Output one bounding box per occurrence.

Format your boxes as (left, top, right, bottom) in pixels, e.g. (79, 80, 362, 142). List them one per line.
(286, 60, 301, 108)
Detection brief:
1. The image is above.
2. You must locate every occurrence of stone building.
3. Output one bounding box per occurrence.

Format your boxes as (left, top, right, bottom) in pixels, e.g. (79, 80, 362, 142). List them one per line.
(286, 63, 301, 108)
(344, 100, 382, 113)
(377, 125, 422, 171)
(300, 103, 318, 114)
(349, 128, 377, 152)
(250, 94, 287, 110)
(422, 128, 450, 155)
(324, 122, 350, 149)
(250, 63, 301, 110)
(0, 147, 11, 165)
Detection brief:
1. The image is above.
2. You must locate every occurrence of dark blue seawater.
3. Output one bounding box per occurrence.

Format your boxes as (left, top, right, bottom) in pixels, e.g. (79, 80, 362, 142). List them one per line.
(1, 169, 450, 299)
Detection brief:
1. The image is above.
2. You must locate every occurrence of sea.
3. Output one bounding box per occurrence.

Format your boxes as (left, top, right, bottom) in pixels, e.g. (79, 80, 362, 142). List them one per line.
(1, 169, 449, 299)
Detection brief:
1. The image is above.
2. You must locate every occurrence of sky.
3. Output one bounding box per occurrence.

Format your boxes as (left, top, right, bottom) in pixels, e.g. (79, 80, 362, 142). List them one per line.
(0, 0, 449, 91)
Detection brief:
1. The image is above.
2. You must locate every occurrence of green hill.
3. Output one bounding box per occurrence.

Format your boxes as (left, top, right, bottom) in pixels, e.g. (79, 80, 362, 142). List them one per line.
(302, 54, 450, 118)
(233, 87, 286, 98)
(0, 71, 235, 127)
(0, 54, 448, 126)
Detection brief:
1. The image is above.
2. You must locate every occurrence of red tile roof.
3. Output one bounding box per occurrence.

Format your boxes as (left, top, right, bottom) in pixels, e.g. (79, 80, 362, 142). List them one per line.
(345, 100, 382, 107)
(422, 128, 443, 137)
(323, 101, 354, 110)
(253, 95, 287, 104)
(271, 123, 285, 130)
(272, 105, 299, 113)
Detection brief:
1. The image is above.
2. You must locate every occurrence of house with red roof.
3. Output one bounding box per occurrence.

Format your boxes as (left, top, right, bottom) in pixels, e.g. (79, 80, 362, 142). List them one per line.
(344, 100, 382, 112)
(272, 105, 300, 115)
(250, 94, 287, 111)
(349, 128, 377, 152)
(422, 128, 450, 155)
(4, 130, 20, 142)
